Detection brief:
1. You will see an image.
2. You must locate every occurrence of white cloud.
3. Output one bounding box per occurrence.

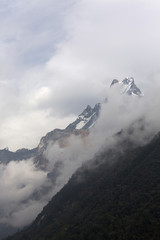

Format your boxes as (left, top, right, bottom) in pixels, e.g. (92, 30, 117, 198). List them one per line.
(0, 159, 52, 227)
(0, 0, 76, 150)
(0, 0, 160, 150)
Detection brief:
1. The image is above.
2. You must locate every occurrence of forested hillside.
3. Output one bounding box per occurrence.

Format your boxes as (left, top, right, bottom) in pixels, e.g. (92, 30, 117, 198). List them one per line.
(6, 133, 160, 240)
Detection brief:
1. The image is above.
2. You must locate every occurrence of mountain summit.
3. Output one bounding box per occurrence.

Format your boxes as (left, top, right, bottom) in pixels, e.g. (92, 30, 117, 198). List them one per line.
(111, 77, 143, 97)
(66, 103, 101, 131)
(66, 77, 143, 132)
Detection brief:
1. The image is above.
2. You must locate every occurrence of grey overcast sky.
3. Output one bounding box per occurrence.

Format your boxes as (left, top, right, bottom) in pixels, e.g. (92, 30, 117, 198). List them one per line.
(0, 0, 160, 150)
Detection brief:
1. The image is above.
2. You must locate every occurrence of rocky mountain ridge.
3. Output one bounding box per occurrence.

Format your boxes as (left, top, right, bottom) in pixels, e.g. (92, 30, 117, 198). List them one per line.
(66, 103, 101, 131)
(0, 77, 143, 167)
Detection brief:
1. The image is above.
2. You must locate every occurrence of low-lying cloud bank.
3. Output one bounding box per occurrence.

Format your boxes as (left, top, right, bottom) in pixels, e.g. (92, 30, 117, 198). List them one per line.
(0, 159, 52, 228)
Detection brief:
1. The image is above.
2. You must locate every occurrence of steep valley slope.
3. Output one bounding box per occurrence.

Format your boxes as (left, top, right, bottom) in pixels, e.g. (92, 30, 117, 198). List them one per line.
(6, 132, 160, 240)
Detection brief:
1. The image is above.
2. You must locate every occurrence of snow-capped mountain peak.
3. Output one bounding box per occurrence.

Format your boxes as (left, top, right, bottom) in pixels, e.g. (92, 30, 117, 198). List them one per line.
(79, 105, 93, 118)
(111, 77, 143, 97)
(66, 77, 143, 131)
(66, 103, 101, 130)
(122, 76, 134, 85)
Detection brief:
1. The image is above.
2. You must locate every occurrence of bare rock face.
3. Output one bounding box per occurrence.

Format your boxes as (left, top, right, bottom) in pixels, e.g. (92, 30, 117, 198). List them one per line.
(35, 128, 88, 170)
